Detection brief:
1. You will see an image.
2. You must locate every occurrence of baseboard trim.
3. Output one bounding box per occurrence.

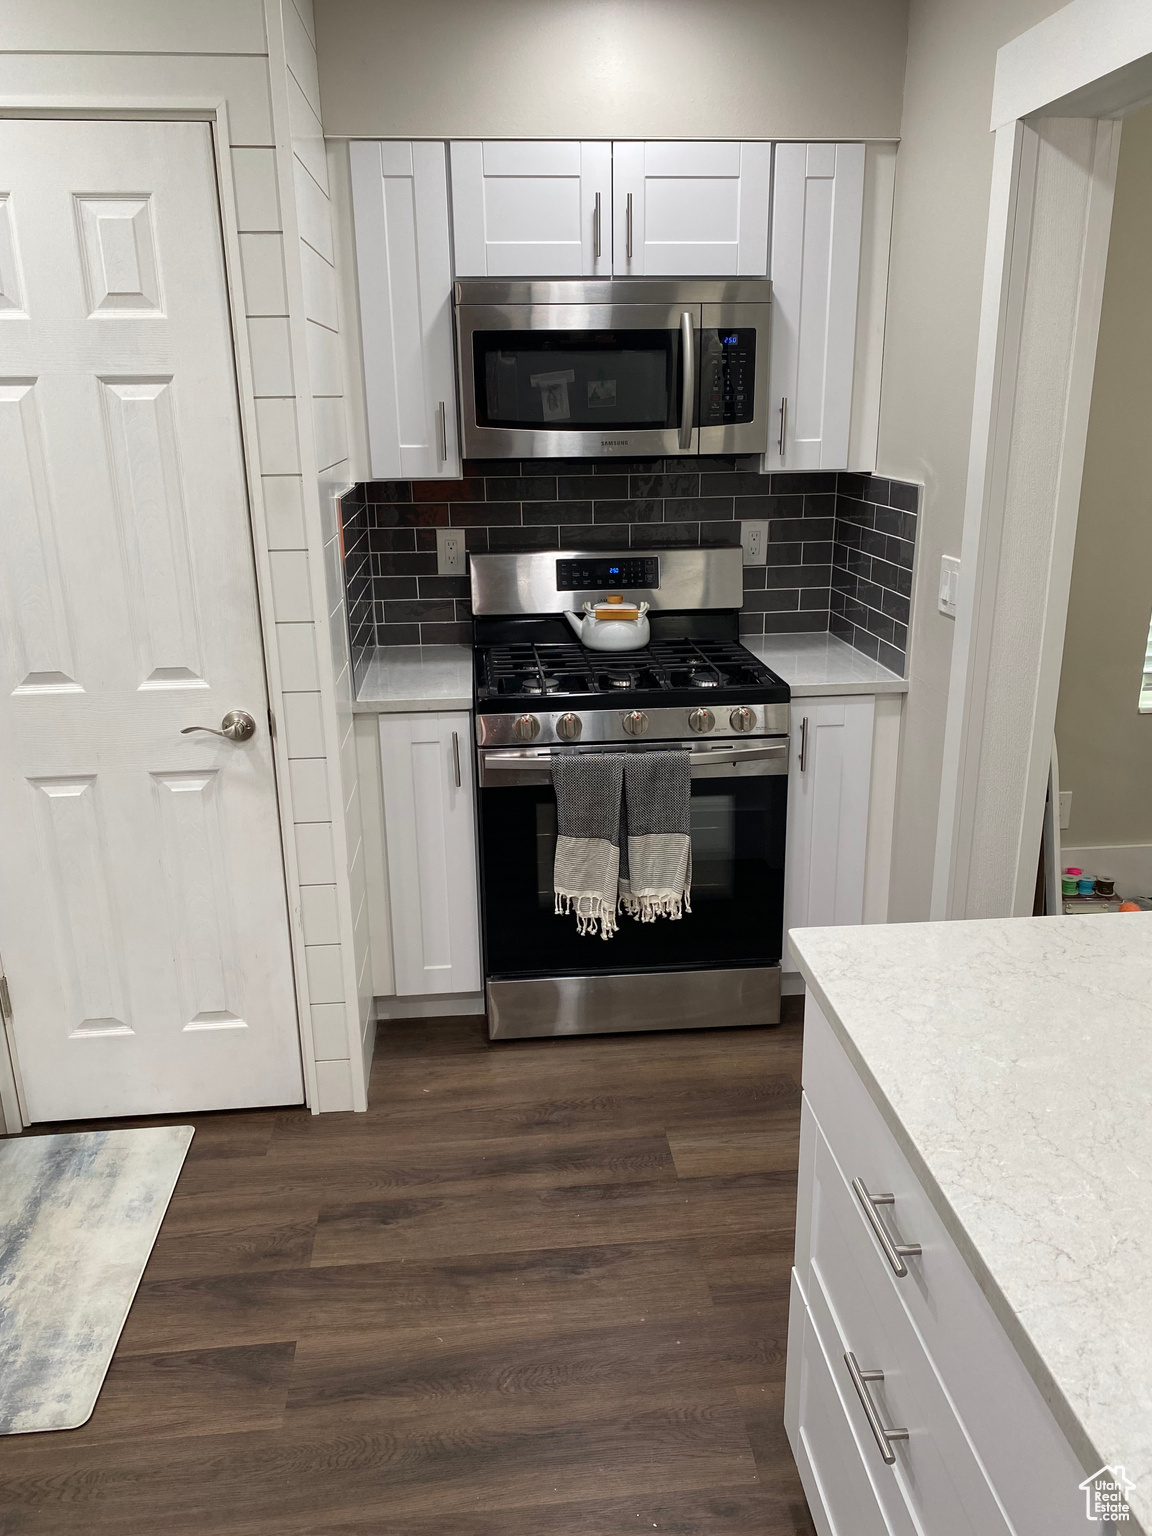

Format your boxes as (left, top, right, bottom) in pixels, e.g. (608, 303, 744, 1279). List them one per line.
(374, 992, 486, 1020)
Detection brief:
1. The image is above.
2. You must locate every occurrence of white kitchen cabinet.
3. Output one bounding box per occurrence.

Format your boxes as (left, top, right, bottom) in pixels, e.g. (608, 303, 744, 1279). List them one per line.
(788, 998, 1093, 1536)
(349, 139, 460, 479)
(784, 694, 874, 968)
(767, 141, 865, 470)
(377, 711, 481, 997)
(450, 140, 611, 277)
(612, 140, 772, 276)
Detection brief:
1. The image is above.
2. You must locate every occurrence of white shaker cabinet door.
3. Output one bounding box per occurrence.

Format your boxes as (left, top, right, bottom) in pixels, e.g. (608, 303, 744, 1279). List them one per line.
(767, 142, 865, 471)
(450, 141, 611, 277)
(612, 141, 771, 276)
(378, 712, 481, 998)
(349, 140, 460, 479)
(784, 695, 875, 968)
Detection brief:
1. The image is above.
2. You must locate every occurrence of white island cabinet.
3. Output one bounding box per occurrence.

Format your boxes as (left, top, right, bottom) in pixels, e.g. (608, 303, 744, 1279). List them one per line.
(787, 918, 1152, 1536)
(377, 711, 481, 997)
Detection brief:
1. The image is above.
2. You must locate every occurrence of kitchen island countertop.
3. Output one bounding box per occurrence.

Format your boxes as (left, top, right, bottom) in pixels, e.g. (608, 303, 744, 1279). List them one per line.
(791, 913, 1152, 1533)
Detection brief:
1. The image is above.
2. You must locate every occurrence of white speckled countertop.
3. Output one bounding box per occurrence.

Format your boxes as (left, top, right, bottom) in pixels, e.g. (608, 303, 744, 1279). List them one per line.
(354, 646, 473, 713)
(791, 915, 1152, 1533)
(353, 632, 905, 711)
(746, 632, 907, 695)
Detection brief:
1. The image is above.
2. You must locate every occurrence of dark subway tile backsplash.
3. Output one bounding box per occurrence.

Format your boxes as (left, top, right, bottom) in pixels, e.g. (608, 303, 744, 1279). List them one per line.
(341, 459, 919, 673)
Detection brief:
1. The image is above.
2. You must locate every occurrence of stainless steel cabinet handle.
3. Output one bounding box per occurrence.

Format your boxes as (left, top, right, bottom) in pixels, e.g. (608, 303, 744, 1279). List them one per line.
(181, 710, 257, 743)
(844, 1352, 909, 1465)
(626, 192, 633, 260)
(593, 191, 601, 259)
(678, 310, 695, 451)
(452, 730, 461, 788)
(852, 1177, 923, 1277)
(799, 715, 809, 772)
(778, 394, 787, 459)
(437, 400, 448, 464)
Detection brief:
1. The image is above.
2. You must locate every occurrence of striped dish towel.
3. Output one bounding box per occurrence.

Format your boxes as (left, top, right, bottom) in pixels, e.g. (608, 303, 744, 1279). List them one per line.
(552, 752, 623, 939)
(552, 750, 692, 938)
(619, 750, 693, 923)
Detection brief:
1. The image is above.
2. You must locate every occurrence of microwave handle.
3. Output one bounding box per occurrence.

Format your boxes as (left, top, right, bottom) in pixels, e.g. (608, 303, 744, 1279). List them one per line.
(678, 311, 695, 451)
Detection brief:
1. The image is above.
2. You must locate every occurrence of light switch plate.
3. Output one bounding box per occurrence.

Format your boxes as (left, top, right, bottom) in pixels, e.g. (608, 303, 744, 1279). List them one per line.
(1059, 790, 1072, 830)
(939, 554, 960, 617)
(741, 520, 768, 566)
(436, 526, 465, 577)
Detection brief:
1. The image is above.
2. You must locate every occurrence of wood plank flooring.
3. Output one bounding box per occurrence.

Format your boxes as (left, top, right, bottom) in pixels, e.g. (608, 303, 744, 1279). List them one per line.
(0, 1008, 815, 1536)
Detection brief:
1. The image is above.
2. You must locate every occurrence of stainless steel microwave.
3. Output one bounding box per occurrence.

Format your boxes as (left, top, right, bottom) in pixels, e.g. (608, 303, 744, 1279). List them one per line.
(454, 277, 772, 460)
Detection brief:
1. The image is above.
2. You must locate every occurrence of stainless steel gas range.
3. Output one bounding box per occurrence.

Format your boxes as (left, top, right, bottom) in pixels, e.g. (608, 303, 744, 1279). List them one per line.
(469, 546, 791, 1041)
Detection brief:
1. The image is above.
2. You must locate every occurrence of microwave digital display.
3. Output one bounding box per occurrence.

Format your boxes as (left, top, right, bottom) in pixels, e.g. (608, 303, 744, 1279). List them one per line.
(699, 330, 756, 427)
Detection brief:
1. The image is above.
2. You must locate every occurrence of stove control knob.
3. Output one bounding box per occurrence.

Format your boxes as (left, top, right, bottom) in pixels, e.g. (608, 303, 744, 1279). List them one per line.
(729, 706, 756, 734)
(688, 707, 715, 734)
(513, 714, 541, 742)
(556, 712, 582, 741)
(622, 709, 649, 737)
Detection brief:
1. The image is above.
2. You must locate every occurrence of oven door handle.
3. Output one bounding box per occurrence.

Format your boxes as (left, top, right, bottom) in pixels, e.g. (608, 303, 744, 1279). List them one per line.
(480, 740, 788, 783)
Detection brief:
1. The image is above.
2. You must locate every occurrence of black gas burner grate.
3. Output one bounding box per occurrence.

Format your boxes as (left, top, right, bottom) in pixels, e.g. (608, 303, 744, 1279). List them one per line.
(480, 637, 773, 700)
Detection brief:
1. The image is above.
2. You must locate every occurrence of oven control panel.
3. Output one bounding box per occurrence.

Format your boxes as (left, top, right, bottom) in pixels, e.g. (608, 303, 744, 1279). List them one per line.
(556, 557, 659, 592)
(701, 330, 756, 426)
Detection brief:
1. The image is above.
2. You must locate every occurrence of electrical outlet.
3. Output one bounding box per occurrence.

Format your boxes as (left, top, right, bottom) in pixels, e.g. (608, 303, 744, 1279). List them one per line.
(741, 520, 768, 566)
(1059, 790, 1072, 830)
(939, 554, 960, 617)
(436, 526, 465, 577)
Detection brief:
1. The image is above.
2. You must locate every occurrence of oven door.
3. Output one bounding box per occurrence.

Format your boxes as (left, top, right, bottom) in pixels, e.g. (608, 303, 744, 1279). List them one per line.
(457, 302, 701, 459)
(477, 741, 787, 980)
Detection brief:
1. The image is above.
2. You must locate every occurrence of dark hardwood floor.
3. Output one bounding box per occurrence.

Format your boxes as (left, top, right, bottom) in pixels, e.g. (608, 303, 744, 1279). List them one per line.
(0, 1006, 815, 1536)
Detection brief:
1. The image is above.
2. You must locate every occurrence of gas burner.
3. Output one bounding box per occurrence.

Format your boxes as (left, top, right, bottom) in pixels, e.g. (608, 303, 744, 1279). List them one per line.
(523, 677, 561, 695)
(607, 676, 635, 690)
(690, 674, 723, 688)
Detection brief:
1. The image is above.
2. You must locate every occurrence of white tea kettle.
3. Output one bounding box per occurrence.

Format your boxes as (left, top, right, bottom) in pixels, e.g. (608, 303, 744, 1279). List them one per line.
(564, 594, 651, 651)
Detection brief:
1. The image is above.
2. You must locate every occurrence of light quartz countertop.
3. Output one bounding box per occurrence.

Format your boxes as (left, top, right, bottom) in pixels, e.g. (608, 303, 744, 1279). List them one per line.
(353, 632, 905, 712)
(354, 645, 473, 713)
(745, 631, 907, 695)
(791, 914, 1152, 1532)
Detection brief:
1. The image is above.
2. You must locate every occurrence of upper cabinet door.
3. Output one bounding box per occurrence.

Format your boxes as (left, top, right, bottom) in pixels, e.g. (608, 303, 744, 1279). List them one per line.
(449, 141, 611, 277)
(349, 140, 460, 480)
(612, 141, 771, 276)
(767, 142, 865, 471)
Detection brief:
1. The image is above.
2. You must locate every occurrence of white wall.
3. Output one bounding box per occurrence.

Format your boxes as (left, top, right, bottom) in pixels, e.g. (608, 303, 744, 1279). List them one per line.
(872, 0, 1067, 920)
(0, 0, 370, 1110)
(313, 0, 909, 141)
(1055, 103, 1152, 849)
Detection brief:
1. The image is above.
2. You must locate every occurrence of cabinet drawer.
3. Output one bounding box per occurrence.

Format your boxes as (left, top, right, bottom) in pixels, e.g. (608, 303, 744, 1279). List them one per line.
(807, 1109, 1012, 1536)
(802, 997, 1090, 1536)
(786, 1271, 913, 1536)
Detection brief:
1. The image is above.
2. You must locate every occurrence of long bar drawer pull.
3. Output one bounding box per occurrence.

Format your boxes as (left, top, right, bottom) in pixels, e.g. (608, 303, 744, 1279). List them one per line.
(853, 1177, 923, 1277)
(844, 1352, 909, 1465)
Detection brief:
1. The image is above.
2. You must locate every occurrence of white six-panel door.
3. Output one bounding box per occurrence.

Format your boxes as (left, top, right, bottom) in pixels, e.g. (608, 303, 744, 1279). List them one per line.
(449, 141, 611, 278)
(767, 142, 865, 470)
(612, 141, 772, 276)
(378, 712, 481, 997)
(349, 140, 460, 479)
(0, 119, 303, 1121)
